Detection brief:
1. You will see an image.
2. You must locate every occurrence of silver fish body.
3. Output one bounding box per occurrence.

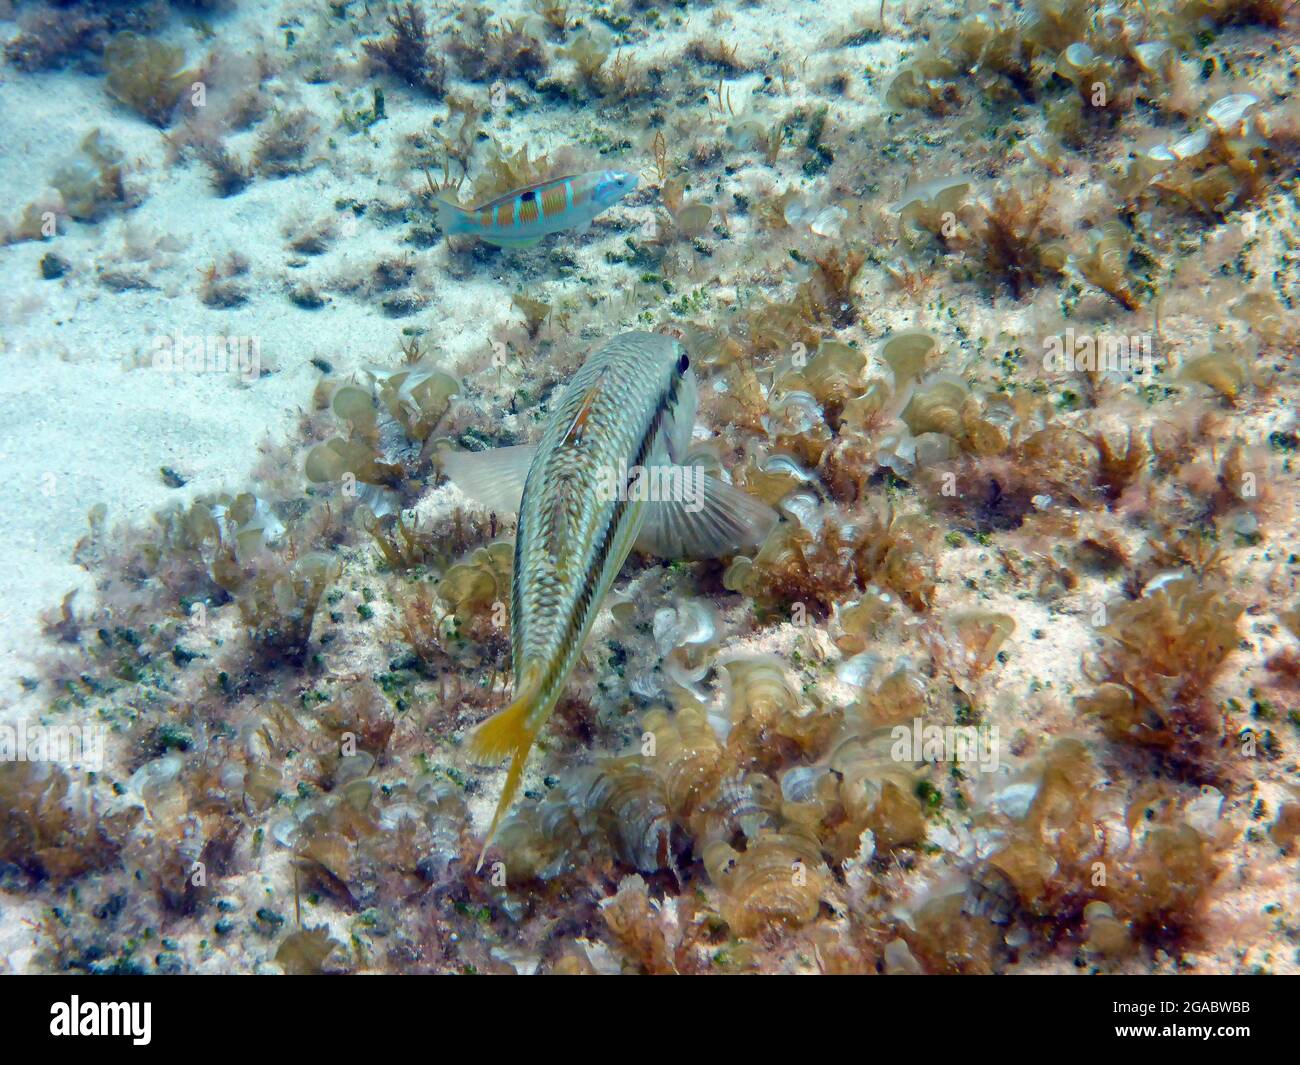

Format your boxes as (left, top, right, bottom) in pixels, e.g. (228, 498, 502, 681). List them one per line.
(442, 331, 775, 860)
(512, 331, 695, 727)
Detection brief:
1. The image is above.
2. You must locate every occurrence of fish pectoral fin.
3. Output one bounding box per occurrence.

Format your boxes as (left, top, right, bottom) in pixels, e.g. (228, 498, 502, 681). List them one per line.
(438, 444, 536, 515)
(634, 472, 779, 560)
(468, 682, 542, 871)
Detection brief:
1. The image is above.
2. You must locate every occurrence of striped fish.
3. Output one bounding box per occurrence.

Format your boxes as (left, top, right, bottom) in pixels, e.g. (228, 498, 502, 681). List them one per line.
(436, 169, 638, 248)
(440, 332, 778, 864)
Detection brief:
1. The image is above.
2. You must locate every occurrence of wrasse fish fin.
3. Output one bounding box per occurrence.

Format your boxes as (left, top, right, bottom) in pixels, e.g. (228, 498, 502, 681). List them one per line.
(440, 444, 536, 515)
(469, 672, 544, 870)
(434, 197, 475, 238)
(635, 472, 779, 560)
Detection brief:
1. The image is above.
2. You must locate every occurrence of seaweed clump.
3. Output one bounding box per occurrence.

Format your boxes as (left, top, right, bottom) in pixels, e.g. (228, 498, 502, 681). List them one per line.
(184, 137, 253, 198)
(1117, 94, 1291, 222)
(1078, 576, 1242, 774)
(364, 511, 438, 573)
(363, 3, 447, 97)
(466, 141, 563, 206)
(103, 33, 194, 128)
(743, 248, 866, 353)
(228, 551, 343, 669)
(303, 363, 458, 507)
(725, 497, 938, 617)
(253, 109, 320, 178)
(386, 536, 514, 699)
(485, 651, 933, 950)
(279, 765, 467, 914)
(4, 3, 168, 72)
(197, 253, 250, 308)
(912, 740, 1227, 970)
(967, 184, 1067, 300)
(447, 7, 548, 86)
(1076, 221, 1143, 310)
(0, 762, 128, 882)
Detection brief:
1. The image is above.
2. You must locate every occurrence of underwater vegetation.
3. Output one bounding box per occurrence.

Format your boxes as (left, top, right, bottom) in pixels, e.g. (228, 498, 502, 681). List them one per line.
(364, 3, 447, 98)
(1078, 575, 1244, 773)
(103, 31, 194, 128)
(3, 1, 177, 72)
(1, 0, 1298, 976)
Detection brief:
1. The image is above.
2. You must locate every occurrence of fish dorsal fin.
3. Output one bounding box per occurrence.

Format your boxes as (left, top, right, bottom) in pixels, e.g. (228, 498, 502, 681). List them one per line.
(439, 444, 537, 515)
(473, 174, 584, 212)
(634, 471, 778, 560)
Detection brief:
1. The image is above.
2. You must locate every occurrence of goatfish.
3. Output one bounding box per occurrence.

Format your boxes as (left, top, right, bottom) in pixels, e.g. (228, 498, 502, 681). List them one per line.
(440, 332, 778, 866)
(435, 169, 638, 248)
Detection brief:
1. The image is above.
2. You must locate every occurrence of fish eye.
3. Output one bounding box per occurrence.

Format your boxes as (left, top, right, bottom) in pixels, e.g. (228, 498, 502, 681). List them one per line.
(677, 353, 690, 375)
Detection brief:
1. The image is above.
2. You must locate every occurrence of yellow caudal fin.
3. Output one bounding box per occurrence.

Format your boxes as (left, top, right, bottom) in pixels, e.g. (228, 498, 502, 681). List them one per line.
(468, 679, 542, 872)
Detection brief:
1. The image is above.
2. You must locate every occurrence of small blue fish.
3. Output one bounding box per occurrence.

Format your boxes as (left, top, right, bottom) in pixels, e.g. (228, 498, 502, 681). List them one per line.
(436, 169, 637, 248)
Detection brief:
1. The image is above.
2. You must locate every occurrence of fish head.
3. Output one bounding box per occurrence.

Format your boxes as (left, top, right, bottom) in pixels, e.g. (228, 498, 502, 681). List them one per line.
(667, 341, 698, 461)
(633, 333, 697, 461)
(592, 169, 638, 209)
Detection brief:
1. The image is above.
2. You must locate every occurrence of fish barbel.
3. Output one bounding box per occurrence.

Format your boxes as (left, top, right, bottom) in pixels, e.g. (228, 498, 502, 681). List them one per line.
(440, 332, 778, 865)
(436, 169, 637, 248)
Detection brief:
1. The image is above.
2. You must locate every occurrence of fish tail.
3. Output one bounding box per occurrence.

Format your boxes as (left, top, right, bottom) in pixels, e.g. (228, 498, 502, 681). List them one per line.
(469, 681, 542, 871)
(435, 197, 475, 238)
